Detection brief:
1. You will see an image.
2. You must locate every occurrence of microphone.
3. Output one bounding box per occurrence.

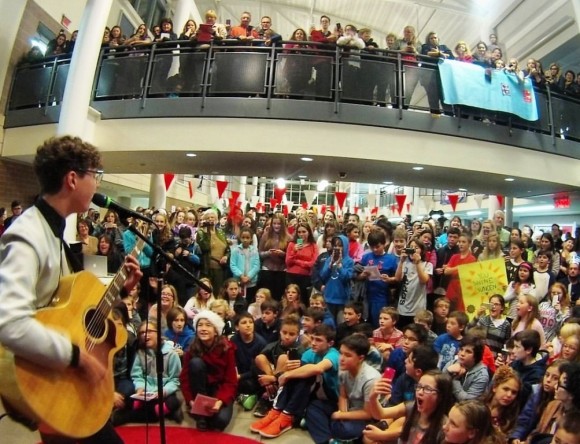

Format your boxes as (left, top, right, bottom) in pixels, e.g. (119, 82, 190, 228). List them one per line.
(92, 193, 155, 225)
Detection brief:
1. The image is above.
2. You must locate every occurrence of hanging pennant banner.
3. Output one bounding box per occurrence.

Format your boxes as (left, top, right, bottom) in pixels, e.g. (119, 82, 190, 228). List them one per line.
(395, 194, 406, 215)
(216, 180, 229, 198)
(421, 196, 432, 212)
(320, 205, 327, 215)
(354, 206, 359, 214)
(250, 195, 261, 206)
(244, 184, 257, 199)
(448, 194, 459, 212)
(274, 187, 286, 203)
(406, 202, 412, 213)
(164, 173, 175, 191)
(256, 202, 264, 213)
(286, 201, 294, 214)
(335, 192, 348, 210)
(303, 190, 318, 206)
(329, 205, 336, 213)
(269, 198, 278, 210)
(188, 181, 194, 199)
(473, 194, 484, 209)
(496, 195, 504, 208)
(301, 202, 308, 209)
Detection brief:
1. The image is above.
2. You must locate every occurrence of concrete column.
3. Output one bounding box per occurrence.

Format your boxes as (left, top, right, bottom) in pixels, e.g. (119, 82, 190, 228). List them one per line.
(505, 197, 514, 227)
(168, 0, 191, 78)
(0, 2, 26, 99)
(58, 0, 113, 241)
(149, 174, 166, 210)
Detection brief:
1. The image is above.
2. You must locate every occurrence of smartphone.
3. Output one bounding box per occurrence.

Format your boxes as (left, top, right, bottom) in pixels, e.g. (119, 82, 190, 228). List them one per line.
(336, 23, 342, 30)
(552, 295, 560, 306)
(288, 348, 300, 360)
(382, 367, 396, 383)
(332, 247, 340, 262)
(297, 238, 304, 246)
(226, 19, 231, 26)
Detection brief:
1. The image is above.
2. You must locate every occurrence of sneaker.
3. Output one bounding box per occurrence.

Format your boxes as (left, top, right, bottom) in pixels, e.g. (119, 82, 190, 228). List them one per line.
(250, 409, 281, 433)
(260, 412, 294, 438)
(242, 394, 258, 411)
(196, 417, 208, 431)
(299, 417, 307, 429)
(253, 397, 272, 417)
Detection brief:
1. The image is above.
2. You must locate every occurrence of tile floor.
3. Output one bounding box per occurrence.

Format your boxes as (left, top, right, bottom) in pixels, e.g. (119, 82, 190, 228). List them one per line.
(0, 401, 315, 443)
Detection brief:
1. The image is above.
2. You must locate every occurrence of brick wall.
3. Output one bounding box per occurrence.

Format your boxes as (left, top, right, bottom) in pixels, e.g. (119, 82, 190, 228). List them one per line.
(0, 159, 39, 210)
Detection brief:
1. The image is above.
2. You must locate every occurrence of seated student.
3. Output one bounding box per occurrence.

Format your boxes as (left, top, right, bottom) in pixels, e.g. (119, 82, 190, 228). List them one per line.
(164, 306, 195, 361)
(230, 311, 267, 410)
(365, 369, 454, 444)
(373, 306, 404, 362)
(301, 307, 325, 348)
(482, 366, 522, 439)
(388, 344, 439, 406)
(251, 324, 340, 438)
(336, 301, 373, 345)
(310, 292, 337, 329)
(434, 310, 468, 370)
(385, 323, 429, 382)
(444, 335, 490, 401)
(114, 320, 183, 425)
(466, 325, 497, 374)
(510, 329, 548, 408)
(112, 302, 137, 417)
(254, 315, 304, 417)
(549, 407, 580, 444)
(469, 294, 512, 356)
(414, 309, 438, 346)
(221, 278, 248, 318)
(307, 334, 381, 443)
(442, 399, 504, 444)
(180, 310, 238, 431)
(510, 359, 562, 444)
(210, 298, 235, 337)
(432, 297, 451, 335)
(280, 283, 306, 319)
(529, 362, 580, 443)
(254, 299, 282, 344)
(248, 287, 272, 320)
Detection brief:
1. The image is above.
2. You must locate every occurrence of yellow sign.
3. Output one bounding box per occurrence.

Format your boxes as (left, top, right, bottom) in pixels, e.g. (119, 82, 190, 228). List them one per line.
(458, 258, 508, 319)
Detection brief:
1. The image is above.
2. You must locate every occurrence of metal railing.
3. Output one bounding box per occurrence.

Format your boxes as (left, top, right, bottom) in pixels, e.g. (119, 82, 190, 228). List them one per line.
(7, 40, 580, 144)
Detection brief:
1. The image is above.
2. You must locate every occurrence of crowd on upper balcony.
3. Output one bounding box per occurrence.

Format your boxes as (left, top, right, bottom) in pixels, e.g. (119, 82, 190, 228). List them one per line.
(19, 10, 580, 99)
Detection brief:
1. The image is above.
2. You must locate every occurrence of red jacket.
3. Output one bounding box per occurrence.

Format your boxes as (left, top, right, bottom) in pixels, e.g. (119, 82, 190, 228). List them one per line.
(180, 339, 238, 405)
(285, 242, 318, 275)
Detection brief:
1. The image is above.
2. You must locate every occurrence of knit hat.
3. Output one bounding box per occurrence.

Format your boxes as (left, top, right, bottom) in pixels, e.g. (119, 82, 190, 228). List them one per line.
(193, 309, 225, 335)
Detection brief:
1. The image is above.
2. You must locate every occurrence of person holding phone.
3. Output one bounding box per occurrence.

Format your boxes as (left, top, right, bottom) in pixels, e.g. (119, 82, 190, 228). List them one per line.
(320, 235, 355, 322)
(285, 223, 318, 305)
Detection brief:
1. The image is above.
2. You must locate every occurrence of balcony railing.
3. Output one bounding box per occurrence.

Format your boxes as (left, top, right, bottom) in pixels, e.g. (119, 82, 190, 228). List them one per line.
(6, 40, 580, 150)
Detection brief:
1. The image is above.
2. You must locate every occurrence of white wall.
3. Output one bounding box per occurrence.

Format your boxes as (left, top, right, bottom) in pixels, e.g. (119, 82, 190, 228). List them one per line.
(32, 0, 86, 31)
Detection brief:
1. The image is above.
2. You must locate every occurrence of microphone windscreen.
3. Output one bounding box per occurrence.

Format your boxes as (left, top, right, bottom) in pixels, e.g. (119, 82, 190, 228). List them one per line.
(92, 193, 108, 208)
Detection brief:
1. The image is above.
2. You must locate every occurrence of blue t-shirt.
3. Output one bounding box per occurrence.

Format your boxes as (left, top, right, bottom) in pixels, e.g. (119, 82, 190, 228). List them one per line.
(360, 251, 398, 302)
(433, 333, 461, 370)
(301, 346, 340, 399)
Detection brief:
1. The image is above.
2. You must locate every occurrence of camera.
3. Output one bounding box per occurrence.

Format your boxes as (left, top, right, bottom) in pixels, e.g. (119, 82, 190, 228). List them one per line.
(404, 247, 415, 255)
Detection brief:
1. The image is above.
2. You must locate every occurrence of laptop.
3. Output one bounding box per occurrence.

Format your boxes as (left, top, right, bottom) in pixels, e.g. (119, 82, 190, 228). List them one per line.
(83, 254, 109, 277)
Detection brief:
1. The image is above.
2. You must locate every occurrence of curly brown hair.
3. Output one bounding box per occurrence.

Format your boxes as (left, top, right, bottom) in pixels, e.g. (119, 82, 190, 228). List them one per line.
(33, 136, 102, 194)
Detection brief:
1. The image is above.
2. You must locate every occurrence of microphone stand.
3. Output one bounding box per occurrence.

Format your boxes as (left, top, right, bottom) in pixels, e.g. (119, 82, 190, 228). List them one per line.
(128, 225, 210, 444)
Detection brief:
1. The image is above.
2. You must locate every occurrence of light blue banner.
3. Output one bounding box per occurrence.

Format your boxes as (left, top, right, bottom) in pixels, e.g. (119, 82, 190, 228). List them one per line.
(438, 59, 538, 121)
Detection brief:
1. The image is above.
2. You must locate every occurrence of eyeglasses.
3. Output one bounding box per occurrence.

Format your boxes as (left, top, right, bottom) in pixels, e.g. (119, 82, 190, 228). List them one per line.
(139, 330, 157, 335)
(416, 384, 439, 394)
(161, 292, 174, 297)
(556, 381, 569, 391)
(77, 169, 104, 184)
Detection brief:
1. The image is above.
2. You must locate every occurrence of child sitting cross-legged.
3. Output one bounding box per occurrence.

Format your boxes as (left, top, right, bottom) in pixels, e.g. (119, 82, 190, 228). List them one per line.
(373, 306, 403, 361)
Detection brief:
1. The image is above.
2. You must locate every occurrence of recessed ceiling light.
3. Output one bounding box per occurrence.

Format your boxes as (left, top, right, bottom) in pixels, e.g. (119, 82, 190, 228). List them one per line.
(458, 188, 467, 191)
(504, 177, 515, 182)
(412, 166, 424, 171)
(186, 153, 197, 157)
(383, 181, 393, 185)
(298, 175, 307, 178)
(301, 157, 313, 162)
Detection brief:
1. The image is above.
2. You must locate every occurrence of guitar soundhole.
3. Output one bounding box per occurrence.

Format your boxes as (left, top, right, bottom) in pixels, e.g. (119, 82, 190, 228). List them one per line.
(84, 309, 107, 341)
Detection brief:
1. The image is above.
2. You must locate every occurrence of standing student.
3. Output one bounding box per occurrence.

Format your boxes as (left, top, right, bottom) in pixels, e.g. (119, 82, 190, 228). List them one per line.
(258, 213, 290, 300)
(0, 136, 142, 444)
(505, 262, 537, 320)
(320, 235, 355, 322)
(539, 282, 571, 343)
(396, 238, 433, 328)
(505, 240, 526, 283)
(229, 226, 261, 304)
(444, 233, 476, 312)
(286, 222, 318, 305)
(359, 230, 399, 328)
(511, 295, 546, 348)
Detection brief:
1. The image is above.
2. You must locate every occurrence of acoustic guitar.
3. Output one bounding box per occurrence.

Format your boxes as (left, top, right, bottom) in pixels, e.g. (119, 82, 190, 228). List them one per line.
(0, 226, 147, 438)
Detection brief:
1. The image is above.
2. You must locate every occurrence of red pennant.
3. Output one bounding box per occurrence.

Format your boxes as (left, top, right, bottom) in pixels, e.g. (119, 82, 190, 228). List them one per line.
(354, 206, 359, 214)
(497, 195, 504, 208)
(448, 194, 459, 212)
(395, 194, 406, 215)
(188, 181, 193, 199)
(406, 203, 411, 213)
(329, 205, 335, 213)
(334, 192, 348, 210)
(216, 180, 228, 198)
(274, 187, 286, 203)
(230, 190, 240, 204)
(269, 198, 278, 209)
(282, 206, 289, 216)
(256, 202, 264, 213)
(321, 205, 326, 215)
(228, 198, 236, 217)
(301, 202, 308, 209)
(371, 207, 378, 215)
(163, 173, 175, 191)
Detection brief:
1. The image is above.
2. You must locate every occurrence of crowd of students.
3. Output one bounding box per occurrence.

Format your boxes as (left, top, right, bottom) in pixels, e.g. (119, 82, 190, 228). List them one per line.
(60, 196, 580, 443)
(22, 11, 580, 106)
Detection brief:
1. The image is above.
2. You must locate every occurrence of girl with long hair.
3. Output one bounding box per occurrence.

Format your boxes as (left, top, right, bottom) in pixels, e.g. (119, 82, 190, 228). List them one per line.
(539, 282, 571, 343)
(504, 262, 536, 320)
(511, 294, 546, 347)
(258, 213, 290, 300)
(183, 277, 215, 319)
(286, 222, 318, 304)
(442, 399, 504, 444)
(478, 232, 503, 261)
(483, 366, 522, 437)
